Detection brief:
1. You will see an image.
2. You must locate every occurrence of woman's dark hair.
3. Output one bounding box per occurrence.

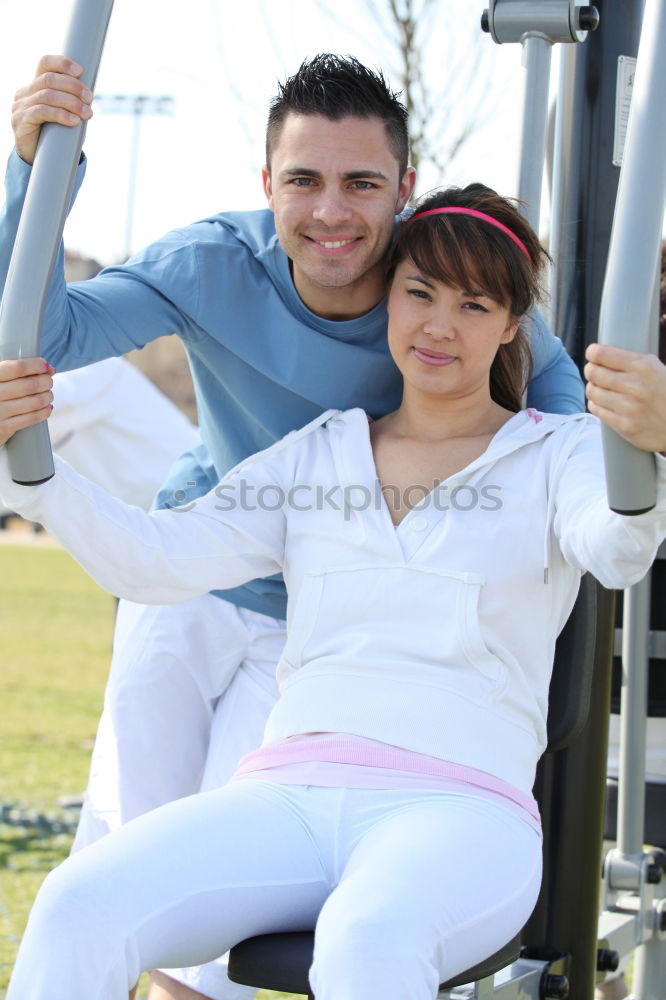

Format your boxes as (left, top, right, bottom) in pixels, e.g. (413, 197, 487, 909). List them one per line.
(387, 183, 549, 412)
(266, 54, 410, 177)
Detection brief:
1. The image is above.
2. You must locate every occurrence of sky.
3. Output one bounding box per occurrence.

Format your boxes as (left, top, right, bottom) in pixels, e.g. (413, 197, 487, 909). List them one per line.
(0, 0, 533, 265)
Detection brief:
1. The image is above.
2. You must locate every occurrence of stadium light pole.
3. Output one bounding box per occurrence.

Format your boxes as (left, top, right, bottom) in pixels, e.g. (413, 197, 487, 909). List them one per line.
(95, 94, 175, 260)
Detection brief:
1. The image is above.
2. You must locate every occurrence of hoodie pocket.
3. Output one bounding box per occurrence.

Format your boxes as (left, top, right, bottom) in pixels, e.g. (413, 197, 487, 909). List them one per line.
(280, 564, 506, 701)
(280, 573, 325, 675)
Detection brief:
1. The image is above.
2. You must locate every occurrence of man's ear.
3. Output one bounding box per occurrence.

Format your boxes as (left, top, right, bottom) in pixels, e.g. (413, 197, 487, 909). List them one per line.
(396, 166, 417, 214)
(262, 167, 274, 210)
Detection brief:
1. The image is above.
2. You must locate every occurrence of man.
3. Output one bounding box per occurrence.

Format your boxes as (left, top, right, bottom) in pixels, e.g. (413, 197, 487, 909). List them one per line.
(1, 53, 584, 1000)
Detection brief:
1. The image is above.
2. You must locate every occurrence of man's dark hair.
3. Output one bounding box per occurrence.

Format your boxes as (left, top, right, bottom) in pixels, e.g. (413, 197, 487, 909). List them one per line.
(265, 54, 410, 177)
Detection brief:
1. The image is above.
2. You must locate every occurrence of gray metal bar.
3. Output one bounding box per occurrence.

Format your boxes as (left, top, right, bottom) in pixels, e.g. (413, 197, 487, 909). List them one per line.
(517, 35, 552, 230)
(597, 0, 666, 514)
(632, 901, 666, 1000)
(482, 1, 598, 233)
(616, 578, 651, 858)
(548, 45, 578, 333)
(614, 627, 666, 659)
(0, 0, 114, 484)
(548, 2, 645, 367)
(484, 1, 592, 45)
(612, 259, 663, 865)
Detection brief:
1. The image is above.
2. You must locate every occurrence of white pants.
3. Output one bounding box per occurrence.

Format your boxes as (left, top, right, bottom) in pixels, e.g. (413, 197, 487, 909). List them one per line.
(72, 593, 286, 999)
(9, 783, 543, 1000)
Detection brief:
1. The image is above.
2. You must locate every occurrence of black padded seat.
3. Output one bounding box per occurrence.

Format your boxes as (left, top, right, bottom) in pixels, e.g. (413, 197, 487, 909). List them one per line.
(228, 574, 599, 998)
(228, 930, 521, 997)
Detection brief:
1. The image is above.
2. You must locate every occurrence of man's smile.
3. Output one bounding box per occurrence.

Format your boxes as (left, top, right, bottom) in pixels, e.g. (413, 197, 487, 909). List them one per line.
(311, 238, 359, 249)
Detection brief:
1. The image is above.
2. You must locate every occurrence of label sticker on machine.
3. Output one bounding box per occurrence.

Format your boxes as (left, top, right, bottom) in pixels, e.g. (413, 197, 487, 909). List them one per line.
(613, 56, 637, 167)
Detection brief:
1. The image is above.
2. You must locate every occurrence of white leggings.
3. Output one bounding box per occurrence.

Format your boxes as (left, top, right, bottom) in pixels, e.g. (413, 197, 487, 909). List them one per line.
(8, 782, 542, 1000)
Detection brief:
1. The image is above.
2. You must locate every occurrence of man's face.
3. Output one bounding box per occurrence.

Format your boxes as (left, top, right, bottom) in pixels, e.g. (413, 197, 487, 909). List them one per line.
(263, 113, 415, 320)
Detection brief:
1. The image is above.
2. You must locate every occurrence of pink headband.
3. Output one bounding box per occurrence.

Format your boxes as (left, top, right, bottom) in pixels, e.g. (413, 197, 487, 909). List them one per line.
(408, 206, 532, 262)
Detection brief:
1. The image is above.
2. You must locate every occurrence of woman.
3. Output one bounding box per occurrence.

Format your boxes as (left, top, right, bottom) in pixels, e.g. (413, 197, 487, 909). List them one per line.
(2, 183, 666, 1000)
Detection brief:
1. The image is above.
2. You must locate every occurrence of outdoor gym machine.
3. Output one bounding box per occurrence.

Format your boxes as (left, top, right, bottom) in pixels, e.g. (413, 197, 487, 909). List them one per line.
(2, 0, 664, 996)
(546, 0, 666, 997)
(0, 0, 114, 486)
(482, 0, 600, 232)
(479, 1, 666, 996)
(593, 0, 666, 992)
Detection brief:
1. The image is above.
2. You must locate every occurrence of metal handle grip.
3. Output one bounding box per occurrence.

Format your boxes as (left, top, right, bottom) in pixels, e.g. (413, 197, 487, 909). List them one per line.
(597, 0, 666, 514)
(0, 0, 114, 484)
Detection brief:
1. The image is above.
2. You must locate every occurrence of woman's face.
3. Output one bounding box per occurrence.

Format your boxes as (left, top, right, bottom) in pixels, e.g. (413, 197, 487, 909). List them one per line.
(386, 258, 520, 401)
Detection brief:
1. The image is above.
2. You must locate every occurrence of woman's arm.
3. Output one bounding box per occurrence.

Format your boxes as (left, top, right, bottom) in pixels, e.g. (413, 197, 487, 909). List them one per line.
(553, 419, 666, 589)
(554, 345, 666, 586)
(584, 343, 666, 455)
(0, 358, 54, 443)
(0, 427, 287, 604)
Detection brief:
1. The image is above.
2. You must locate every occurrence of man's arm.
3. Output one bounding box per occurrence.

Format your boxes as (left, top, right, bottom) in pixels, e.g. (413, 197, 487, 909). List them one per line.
(1, 55, 91, 316)
(0, 149, 86, 310)
(1, 56, 195, 370)
(526, 310, 585, 415)
(11, 55, 93, 166)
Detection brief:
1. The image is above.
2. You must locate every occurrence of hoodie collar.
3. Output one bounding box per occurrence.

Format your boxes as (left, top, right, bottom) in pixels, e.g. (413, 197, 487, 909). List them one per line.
(328, 406, 588, 489)
(325, 407, 590, 576)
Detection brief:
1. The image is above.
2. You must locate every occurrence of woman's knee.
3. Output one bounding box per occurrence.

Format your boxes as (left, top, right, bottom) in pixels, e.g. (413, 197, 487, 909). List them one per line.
(311, 906, 437, 996)
(26, 856, 99, 941)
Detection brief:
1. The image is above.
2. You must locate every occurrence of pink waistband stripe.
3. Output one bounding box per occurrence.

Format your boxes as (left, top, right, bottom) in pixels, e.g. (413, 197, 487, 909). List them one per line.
(234, 735, 539, 818)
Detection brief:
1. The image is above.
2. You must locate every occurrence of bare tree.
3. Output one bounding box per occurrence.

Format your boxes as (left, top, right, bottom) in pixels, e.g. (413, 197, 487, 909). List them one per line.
(211, 0, 506, 196)
(363, 0, 497, 182)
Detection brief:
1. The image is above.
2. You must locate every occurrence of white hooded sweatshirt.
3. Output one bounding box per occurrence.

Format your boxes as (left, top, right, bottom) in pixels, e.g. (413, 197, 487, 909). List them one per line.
(2, 407, 665, 794)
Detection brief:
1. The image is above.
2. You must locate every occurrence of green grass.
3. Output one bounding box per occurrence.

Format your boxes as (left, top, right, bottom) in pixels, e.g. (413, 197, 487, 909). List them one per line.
(0, 545, 114, 806)
(0, 540, 298, 999)
(0, 542, 115, 997)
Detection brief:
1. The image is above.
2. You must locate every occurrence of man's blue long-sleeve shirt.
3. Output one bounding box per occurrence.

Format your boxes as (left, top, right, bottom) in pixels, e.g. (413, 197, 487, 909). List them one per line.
(1, 151, 585, 618)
